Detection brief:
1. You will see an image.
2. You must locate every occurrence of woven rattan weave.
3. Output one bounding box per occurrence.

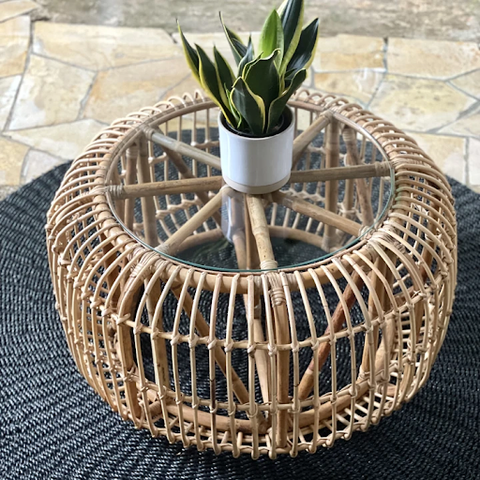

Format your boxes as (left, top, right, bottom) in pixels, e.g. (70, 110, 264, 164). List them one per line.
(46, 90, 457, 458)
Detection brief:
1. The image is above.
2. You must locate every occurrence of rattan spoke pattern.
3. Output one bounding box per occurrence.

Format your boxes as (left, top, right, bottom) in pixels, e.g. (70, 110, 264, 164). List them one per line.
(46, 90, 457, 458)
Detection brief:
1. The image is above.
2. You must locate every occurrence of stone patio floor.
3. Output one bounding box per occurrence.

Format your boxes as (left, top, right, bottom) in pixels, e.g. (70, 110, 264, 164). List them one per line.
(0, 1, 479, 198)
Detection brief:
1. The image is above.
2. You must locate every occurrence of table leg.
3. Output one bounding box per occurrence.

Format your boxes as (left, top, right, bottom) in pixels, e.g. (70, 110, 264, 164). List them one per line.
(246, 195, 291, 448)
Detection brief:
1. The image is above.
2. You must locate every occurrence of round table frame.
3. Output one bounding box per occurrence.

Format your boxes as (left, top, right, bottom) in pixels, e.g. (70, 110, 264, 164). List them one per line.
(46, 90, 457, 458)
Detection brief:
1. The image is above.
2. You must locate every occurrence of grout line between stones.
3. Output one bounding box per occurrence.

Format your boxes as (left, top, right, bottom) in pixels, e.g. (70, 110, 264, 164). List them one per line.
(31, 51, 97, 72)
(446, 80, 480, 102)
(0, 7, 39, 25)
(77, 71, 98, 121)
(446, 66, 480, 82)
(160, 72, 195, 101)
(365, 72, 385, 110)
(404, 129, 478, 141)
(95, 54, 183, 72)
(355, 37, 388, 110)
(3, 117, 109, 135)
(382, 37, 388, 72)
(28, 50, 183, 73)
(3, 16, 34, 132)
(0, 133, 32, 149)
(426, 99, 480, 135)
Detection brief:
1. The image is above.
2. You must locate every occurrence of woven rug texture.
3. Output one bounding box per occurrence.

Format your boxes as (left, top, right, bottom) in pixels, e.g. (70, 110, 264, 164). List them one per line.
(0, 164, 479, 479)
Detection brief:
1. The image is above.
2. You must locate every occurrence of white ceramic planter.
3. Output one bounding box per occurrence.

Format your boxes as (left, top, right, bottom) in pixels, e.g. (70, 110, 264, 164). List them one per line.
(218, 107, 294, 194)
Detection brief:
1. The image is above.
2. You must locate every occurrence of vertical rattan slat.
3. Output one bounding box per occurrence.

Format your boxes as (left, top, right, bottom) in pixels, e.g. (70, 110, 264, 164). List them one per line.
(46, 90, 457, 457)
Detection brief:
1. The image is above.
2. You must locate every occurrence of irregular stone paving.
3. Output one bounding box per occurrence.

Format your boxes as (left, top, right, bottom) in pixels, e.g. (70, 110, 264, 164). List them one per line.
(0, 6, 478, 195)
(31, 0, 480, 43)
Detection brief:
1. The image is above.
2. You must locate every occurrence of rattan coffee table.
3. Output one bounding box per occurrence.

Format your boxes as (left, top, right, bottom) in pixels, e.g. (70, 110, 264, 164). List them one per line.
(46, 90, 457, 459)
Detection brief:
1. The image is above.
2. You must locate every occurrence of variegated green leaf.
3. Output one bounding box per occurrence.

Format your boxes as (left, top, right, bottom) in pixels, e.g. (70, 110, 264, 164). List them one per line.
(226, 87, 248, 130)
(242, 52, 263, 80)
(214, 46, 235, 106)
(179, 2, 313, 136)
(196, 45, 236, 125)
(177, 21, 200, 82)
(267, 68, 306, 132)
(231, 77, 265, 135)
(214, 47, 235, 89)
(277, 0, 288, 17)
(219, 13, 247, 65)
(286, 18, 319, 74)
(244, 50, 281, 113)
(280, 0, 304, 73)
(237, 36, 255, 76)
(258, 9, 284, 69)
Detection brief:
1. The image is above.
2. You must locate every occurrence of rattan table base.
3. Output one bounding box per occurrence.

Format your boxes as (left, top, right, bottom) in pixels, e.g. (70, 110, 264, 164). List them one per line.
(46, 90, 457, 458)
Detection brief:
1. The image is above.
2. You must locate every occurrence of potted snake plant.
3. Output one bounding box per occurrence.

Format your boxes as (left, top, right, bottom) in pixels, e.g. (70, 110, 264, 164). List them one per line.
(178, 0, 319, 194)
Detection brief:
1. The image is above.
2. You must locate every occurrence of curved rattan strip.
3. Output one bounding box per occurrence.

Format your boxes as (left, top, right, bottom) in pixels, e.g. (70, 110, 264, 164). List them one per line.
(46, 90, 457, 457)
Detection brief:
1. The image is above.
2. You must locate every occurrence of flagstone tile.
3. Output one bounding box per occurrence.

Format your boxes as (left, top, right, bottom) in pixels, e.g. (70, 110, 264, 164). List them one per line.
(388, 37, 480, 79)
(8, 54, 95, 130)
(312, 35, 385, 72)
(83, 58, 191, 124)
(0, 0, 38, 23)
(314, 70, 383, 105)
(439, 106, 480, 137)
(161, 74, 205, 102)
(369, 75, 476, 131)
(468, 137, 480, 186)
(33, 22, 182, 70)
(5, 119, 105, 159)
(0, 136, 28, 185)
(410, 132, 466, 183)
(450, 70, 480, 99)
(0, 16, 30, 77)
(0, 75, 20, 129)
(20, 148, 64, 184)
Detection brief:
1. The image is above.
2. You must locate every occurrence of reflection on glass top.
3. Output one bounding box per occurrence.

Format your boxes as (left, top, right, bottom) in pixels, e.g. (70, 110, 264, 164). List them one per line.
(108, 126, 394, 272)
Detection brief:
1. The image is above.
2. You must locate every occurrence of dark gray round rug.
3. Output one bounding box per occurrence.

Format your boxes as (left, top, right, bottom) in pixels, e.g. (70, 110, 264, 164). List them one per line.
(0, 164, 479, 480)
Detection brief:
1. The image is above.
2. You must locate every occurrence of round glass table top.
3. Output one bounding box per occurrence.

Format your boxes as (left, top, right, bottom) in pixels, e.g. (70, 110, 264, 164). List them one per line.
(108, 120, 394, 273)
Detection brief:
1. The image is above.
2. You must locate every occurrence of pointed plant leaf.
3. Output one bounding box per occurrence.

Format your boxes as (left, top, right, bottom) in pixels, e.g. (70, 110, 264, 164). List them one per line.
(286, 18, 319, 74)
(258, 9, 284, 67)
(196, 44, 221, 99)
(277, 0, 289, 17)
(230, 77, 266, 136)
(237, 36, 255, 76)
(244, 50, 281, 113)
(177, 21, 200, 82)
(279, 74, 285, 95)
(219, 13, 247, 65)
(196, 44, 236, 125)
(242, 52, 263, 79)
(267, 68, 306, 132)
(214, 46, 235, 91)
(284, 67, 296, 82)
(237, 116, 249, 132)
(214, 46, 235, 106)
(280, 0, 304, 73)
(225, 86, 241, 126)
